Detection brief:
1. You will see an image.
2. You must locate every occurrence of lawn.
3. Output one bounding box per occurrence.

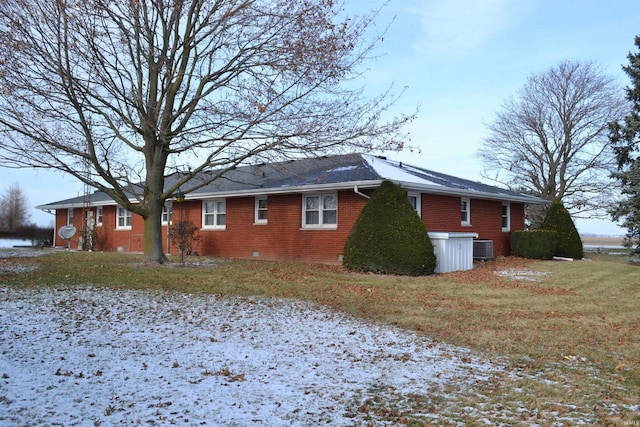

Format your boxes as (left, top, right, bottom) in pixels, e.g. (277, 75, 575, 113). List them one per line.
(1, 249, 639, 425)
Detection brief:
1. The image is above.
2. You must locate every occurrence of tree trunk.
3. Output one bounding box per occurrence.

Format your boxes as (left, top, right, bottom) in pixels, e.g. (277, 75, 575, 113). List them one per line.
(143, 197, 169, 264)
(142, 154, 169, 263)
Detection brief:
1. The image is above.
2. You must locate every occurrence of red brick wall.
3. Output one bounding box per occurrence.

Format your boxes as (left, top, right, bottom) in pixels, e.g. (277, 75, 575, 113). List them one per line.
(55, 206, 167, 253)
(54, 190, 525, 260)
(421, 195, 525, 256)
(190, 192, 369, 263)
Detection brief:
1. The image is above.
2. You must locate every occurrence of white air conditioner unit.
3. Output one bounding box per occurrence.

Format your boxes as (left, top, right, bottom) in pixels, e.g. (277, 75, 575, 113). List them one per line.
(473, 240, 494, 260)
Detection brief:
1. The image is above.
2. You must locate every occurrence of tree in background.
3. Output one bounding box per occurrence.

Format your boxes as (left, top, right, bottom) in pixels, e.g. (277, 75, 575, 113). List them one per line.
(540, 199, 583, 260)
(0, 183, 30, 231)
(609, 36, 640, 249)
(478, 60, 627, 228)
(0, 0, 413, 263)
(343, 180, 436, 276)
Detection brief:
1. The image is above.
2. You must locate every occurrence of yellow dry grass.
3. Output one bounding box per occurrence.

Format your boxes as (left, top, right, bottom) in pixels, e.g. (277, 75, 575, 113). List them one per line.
(3, 250, 639, 425)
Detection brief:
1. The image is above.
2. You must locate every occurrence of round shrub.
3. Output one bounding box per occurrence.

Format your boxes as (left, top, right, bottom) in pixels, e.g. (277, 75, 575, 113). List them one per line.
(343, 180, 436, 276)
(541, 199, 584, 259)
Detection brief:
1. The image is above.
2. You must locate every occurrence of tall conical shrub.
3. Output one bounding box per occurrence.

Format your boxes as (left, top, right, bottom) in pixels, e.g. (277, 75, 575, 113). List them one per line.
(343, 180, 436, 276)
(541, 199, 584, 259)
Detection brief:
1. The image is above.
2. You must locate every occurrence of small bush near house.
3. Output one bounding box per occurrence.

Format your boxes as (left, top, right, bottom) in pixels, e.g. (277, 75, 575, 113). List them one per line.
(169, 220, 201, 255)
(343, 180, 436, 276)
(510, 229, 557, 259)
(541, 199, 584, 259)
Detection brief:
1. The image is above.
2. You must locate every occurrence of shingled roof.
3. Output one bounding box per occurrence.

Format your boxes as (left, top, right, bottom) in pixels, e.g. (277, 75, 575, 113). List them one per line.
(37, 153, 544, 210)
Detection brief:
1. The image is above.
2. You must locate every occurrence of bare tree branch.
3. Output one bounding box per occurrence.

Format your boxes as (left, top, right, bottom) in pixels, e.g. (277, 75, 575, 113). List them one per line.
(0, 0, 414, 262)
(478, 60, 627, 227)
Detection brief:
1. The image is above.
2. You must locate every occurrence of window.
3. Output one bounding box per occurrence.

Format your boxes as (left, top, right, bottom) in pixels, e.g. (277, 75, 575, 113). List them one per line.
(203, 199, 226, 229)
(67, 208, 74, 225)
(501, 202, 511, 232)
(461, 198, 470, 226)
(161, 203, 173, 225)
(255, 197, 268, 224)
(407, 192, 421, 217)
(116, 206, 132, 229)
(303, 193, 337, 228)
(96, 207, 103, 226)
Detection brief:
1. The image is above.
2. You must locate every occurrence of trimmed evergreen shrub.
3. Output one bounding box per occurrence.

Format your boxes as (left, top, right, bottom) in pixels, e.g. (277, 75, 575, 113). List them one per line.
(541, 199, 584, 259)
(511, 229, 557, 259)
(343, 180, 436, 276)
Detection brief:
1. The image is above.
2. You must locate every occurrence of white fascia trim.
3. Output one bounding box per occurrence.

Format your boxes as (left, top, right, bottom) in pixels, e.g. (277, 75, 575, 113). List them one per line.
(36, 200, 133, 211)
(36, 181, 384, 210)
(186, 180, 384, 200)
(397, 181, 548, 205)
(37, 178, 546, 209)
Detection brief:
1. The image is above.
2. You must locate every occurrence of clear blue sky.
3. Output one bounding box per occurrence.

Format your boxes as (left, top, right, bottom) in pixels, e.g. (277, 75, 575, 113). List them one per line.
(1, 0, 638, 234)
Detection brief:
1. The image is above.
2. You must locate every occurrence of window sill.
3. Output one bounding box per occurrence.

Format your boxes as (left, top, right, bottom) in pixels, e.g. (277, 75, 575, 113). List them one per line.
(253, 222, 268, 226)
(301, 225, 338, 230)
(201, 226, 226, 231)
(115, 227, 132, 231)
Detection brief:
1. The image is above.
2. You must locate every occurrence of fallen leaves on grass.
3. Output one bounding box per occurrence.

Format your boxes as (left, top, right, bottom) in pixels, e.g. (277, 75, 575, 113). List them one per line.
(444, 257, 575, 295)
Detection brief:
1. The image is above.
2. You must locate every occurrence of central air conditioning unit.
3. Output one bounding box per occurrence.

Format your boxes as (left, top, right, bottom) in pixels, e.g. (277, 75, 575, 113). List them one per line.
(473, 240, 494, 260)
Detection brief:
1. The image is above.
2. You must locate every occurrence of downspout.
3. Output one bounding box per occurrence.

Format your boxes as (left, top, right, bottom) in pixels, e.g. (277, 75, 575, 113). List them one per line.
(44, 209, 57, 247)
(353, 185, 370, 199)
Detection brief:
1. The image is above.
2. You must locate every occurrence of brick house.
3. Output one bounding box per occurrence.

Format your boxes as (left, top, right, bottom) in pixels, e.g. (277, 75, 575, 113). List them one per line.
(38, 154, 544, 263)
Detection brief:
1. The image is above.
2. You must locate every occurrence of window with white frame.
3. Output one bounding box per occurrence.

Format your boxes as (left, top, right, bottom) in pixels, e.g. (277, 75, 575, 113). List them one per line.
(501, 202, 511, 231)
(116, 206, 132, 229)
(407, 192, 421, 217)
(461, 198, 470, 226)
(96, 206, 103, 226)
(203, 199, 226, 229)
(67, 208, 74, 225)
(161, 202, 173, 225)
(303, 193, 337, 228)
(255, 196, 268, 224)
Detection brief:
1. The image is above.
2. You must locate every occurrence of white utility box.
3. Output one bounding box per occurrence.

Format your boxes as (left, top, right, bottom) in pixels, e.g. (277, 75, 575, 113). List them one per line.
(428, 232, 479, 273)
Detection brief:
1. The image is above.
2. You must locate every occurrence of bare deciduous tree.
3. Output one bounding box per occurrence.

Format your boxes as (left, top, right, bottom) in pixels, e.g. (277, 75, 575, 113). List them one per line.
(0, 0, 413, 262)
(0, 183, 30, 231)
(478, 60, 626, 227)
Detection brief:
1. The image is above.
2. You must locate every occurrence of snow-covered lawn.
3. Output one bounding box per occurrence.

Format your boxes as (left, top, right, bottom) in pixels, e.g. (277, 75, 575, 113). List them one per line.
(0, 281, 511, 426)
(6, 250, 629, 425)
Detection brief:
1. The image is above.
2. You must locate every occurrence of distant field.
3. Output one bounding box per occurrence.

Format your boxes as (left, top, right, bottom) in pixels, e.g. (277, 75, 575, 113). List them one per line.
(581, 235, 625, 247)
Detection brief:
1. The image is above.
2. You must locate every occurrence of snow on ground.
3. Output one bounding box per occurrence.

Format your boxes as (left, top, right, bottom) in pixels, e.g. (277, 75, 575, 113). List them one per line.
(0, 248, 48, 274)
(0, 283, 512, 426)
(0, 239, 33, 250)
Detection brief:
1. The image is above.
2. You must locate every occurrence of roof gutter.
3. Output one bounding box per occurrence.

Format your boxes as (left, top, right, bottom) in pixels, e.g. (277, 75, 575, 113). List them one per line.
(395, 181, 548, 205)
(36, 180, 384, 210)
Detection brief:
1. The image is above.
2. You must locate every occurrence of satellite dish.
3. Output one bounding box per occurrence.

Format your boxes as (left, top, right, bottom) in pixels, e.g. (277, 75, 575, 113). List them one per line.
(58, 225, 77, 240)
